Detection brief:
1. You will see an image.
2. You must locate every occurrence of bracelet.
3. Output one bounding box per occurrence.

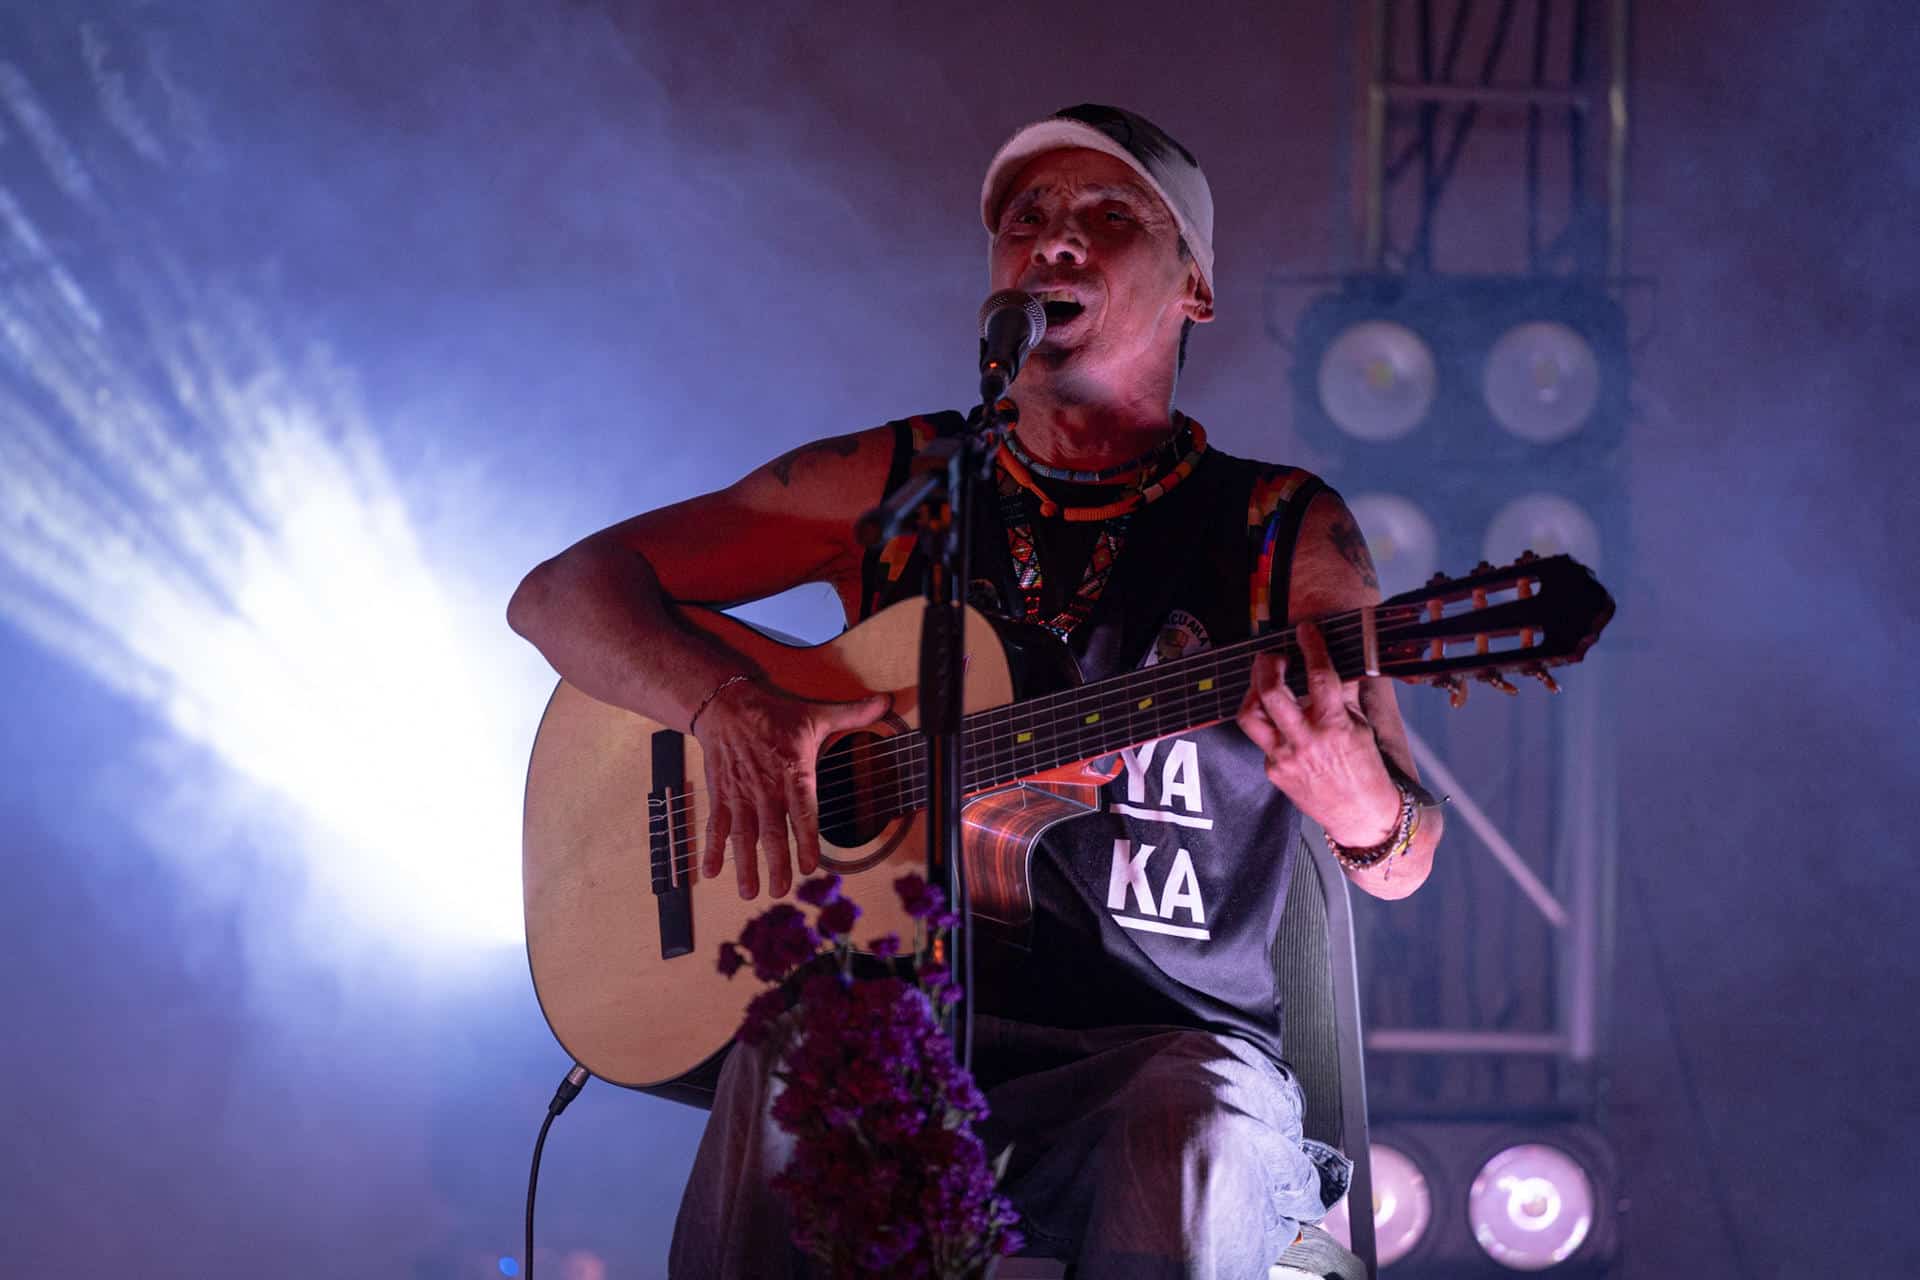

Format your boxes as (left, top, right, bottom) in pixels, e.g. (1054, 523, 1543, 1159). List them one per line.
(688, 673, 752, 736)
(1323, 782, 1420, 877)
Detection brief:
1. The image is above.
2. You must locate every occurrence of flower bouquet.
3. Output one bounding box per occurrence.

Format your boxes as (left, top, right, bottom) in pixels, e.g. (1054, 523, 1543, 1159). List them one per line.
(717, 872, 1024, 1278)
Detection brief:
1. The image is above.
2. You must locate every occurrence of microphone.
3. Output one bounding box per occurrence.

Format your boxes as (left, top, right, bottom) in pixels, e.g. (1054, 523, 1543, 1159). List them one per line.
(977, 290, 1047, 401)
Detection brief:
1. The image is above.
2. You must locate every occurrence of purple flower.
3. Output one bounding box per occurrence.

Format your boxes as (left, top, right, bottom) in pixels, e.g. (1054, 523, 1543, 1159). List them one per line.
(796, 873, 843, 907)
(728, 883, 1013, 1277)
(737, 988, 789, 1047)
(816, 896, 861, 938)
(738, 903, 819, 981)
(894, 872, 947, 921)
(918, 960, 962, 1008)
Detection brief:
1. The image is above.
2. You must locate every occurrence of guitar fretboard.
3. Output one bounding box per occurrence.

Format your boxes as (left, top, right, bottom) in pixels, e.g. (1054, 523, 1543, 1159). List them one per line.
(863, 611, 1380, 816)
(961, 619, 1369, 789)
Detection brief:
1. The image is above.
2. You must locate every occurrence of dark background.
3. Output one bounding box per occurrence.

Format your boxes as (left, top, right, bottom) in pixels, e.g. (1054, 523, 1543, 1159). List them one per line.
(2, 1, 1915, 1276)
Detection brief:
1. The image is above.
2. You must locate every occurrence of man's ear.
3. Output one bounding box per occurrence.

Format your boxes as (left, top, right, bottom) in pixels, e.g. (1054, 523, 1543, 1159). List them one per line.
(1183, 271, 1216, 324)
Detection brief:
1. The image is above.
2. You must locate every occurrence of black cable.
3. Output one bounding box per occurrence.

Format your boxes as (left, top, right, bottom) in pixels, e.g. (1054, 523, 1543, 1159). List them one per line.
(525, 1064, 590, 1280)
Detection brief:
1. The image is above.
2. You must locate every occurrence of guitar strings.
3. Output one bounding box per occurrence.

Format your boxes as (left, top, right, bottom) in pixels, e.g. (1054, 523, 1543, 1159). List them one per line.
(640, 605, 1470, 865)
(635, 602, 1492, 875)
(642, 602, 1469, 850)
(640, 605, 1410, 835)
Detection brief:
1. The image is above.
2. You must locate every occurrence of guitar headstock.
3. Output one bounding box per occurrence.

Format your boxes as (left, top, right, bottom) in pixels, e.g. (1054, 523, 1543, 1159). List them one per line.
(1377, 553, 1615, 705)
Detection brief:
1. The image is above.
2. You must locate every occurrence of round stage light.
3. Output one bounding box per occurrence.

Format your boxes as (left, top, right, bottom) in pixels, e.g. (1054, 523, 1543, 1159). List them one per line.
(1483, 494, 1602, 572)
(1352, 1142, 1433, 1266)
(1317, 320, 1437, 441)
(1467, 1143, 1596, 1269)
(1483, 321, 1600, 443)
(1348, 493, 1439, 600)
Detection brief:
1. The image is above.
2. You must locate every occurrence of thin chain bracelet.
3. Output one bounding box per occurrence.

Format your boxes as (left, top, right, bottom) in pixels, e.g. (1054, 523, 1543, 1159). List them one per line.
(688, 673, 752, 736)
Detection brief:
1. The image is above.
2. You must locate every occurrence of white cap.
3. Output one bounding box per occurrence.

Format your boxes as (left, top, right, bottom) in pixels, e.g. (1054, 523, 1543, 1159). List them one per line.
(980, 104, 1215, 292)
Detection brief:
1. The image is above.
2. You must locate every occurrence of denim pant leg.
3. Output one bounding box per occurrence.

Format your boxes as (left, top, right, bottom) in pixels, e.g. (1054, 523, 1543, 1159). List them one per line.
(977, 1019, 1330, 1280)
(667, 1035, 812, 1280)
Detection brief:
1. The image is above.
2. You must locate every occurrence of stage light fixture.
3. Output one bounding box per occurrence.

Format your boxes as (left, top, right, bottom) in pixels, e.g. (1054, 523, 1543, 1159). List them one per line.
(1320, 1142, 1433, 1265)
(1482, 493, 1603, 572)
(1467, 1143, 1597, 1270)
(1483, 321, 1601, 444)
(1356, 1142, 1434, 1266)
(1317, 320, 1438, 441)
(1349, 492, 1440, 599)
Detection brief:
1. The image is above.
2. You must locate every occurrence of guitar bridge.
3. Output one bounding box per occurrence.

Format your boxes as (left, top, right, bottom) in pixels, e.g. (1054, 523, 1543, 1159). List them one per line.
(648, 730, 695, 959)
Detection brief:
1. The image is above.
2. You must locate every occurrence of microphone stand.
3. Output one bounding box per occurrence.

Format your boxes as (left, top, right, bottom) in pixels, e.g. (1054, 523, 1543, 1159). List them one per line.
(859, 371, 1021, 1074)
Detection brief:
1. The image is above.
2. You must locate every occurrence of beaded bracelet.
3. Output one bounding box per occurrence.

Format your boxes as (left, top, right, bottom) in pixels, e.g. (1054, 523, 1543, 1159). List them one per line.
(1324, 782, 1420, 877)
(688, 673, 752, 736)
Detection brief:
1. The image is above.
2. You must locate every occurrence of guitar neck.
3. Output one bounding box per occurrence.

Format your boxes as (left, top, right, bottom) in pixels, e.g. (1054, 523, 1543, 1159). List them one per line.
(903, 552, 1614, 807)
(955, 610, 1373, 795)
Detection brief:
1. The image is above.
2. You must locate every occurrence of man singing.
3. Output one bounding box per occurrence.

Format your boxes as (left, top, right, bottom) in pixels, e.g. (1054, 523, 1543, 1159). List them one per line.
(509, 103, 1443, 1278)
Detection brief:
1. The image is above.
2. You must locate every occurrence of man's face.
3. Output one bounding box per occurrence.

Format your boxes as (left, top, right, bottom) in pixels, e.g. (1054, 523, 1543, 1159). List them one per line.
(988, 147, 1212, 374)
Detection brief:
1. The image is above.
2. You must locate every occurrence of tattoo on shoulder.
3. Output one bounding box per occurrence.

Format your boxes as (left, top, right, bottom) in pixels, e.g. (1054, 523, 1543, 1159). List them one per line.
(767, 435, 861, 487)
(1329, 514, 1381, 591)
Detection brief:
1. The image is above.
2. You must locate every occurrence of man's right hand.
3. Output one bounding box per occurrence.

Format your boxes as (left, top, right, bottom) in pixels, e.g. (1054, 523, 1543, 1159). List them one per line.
(691, 679, 892, 901)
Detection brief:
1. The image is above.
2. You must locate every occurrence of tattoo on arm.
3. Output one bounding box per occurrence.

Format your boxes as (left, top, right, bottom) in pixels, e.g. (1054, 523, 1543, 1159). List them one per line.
(767, 435, 860, 486)
(1329, 514, 1380, 591)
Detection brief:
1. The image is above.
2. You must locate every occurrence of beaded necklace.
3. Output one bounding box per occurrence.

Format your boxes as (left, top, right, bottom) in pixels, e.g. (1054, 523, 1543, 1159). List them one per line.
(996, 414, 1210, 639)
(997, 416, 1209, 522)
(1001, 419, 1191, 486)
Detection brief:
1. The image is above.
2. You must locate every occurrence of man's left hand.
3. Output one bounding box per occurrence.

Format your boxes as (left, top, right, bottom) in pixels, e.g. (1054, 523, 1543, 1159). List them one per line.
(1235, 620, 1403, 847)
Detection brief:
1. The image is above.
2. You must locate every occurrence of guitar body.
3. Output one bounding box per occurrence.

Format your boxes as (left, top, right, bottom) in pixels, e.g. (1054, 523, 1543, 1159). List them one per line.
(523, 598, 1106, 1088)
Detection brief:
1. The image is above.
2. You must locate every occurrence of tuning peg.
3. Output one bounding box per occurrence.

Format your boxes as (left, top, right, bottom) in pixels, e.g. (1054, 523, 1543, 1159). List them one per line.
(1514, 549, 1540, 565)
(1521, 664, 1562, 694)
(1433, 674, 1470, 707)
(1477, 671, 1520, 696)
(1473, 560, 1496, 575)
(1426, 570, 1451, 588)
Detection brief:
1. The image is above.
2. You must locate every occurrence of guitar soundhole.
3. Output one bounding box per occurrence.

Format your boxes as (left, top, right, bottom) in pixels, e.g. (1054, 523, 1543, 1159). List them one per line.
(815, 725, 910, 853)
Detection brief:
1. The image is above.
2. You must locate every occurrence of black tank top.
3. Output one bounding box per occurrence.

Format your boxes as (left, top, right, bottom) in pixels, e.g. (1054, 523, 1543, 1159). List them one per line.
(858, 411, 1328, 1066)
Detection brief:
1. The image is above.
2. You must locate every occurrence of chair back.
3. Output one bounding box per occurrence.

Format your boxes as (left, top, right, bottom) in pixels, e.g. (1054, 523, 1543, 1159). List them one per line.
(1271, 833, 1377, 1278)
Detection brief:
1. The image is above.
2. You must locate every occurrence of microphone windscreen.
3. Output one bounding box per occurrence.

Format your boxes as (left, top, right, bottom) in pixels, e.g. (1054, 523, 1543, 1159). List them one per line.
(977, 290, 1047, 349)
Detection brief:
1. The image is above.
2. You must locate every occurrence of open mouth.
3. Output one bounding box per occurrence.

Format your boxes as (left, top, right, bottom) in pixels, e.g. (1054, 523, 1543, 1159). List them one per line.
(1033, 292, 1087, 328)
(1041, 300, 1085, 327)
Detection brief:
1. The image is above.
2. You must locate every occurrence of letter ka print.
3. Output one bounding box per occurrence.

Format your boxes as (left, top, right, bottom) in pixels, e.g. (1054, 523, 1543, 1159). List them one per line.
(1106, 838, 1211, 940)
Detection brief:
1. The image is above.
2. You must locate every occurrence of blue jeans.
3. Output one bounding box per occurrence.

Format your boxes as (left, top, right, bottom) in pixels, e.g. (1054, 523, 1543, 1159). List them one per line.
(668, 1016, 1347, 1279)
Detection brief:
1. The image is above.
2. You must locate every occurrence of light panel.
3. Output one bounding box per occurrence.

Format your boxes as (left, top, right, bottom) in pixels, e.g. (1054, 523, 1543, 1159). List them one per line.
(1355, 1142, 1432, 1267)
(1483, 493, 1603, 572)
(1483, 321, 1601, 444)
(1467, 1143, 1596, 1270)
(1348, 492, 1439, 600)
(1317, 320, 1437, 442)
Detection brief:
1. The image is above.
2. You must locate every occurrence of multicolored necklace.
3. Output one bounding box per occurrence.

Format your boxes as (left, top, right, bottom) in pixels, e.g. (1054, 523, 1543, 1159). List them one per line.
(997, 416, 1209, 522)
(1002, 420, 1188, 485)
(995, 414, 1211, 639)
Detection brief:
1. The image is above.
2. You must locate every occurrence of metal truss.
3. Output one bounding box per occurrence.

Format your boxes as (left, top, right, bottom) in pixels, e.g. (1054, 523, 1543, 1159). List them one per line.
(1361, 0, 1631, 279)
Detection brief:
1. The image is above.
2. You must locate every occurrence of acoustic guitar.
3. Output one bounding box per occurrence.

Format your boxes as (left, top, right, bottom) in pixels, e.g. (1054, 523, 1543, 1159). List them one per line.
(522, 553, 1613, 1088)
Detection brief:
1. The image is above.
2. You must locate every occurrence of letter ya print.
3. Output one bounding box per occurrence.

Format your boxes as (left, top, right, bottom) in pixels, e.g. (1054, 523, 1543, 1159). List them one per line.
(1115, 737, 1212, 829)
